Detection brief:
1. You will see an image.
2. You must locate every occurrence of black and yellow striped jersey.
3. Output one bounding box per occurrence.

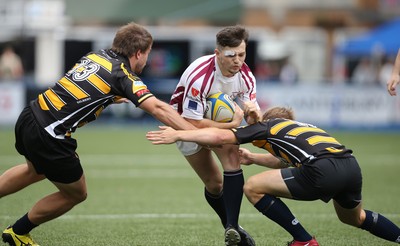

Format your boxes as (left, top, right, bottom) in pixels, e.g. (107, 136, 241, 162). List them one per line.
(30, 49, 154, 139)
(233, 118, 353, 167)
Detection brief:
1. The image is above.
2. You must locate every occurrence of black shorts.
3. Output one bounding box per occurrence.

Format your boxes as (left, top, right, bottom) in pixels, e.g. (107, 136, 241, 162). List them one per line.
(14, 106, 83, 183)
(281, 157, 362, 209)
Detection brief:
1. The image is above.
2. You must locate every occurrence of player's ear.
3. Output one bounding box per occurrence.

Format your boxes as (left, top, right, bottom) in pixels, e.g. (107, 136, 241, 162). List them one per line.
(130, 49, 142, 60)
(214, 48, 220, 56)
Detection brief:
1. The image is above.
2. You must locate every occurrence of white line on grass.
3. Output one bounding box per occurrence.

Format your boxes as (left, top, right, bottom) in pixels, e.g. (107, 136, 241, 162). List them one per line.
(2, 153, 399, 167)
(1, 213, 399, 220)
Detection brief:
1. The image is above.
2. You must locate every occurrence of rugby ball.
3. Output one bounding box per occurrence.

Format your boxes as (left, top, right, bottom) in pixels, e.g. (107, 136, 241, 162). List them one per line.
(204, 92, 235, 122)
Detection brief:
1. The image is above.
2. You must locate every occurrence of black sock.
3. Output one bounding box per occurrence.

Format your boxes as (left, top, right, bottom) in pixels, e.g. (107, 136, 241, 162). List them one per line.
(204, 188, 227, 227)
(360, 210, 400, 243)
(254, 194, 312, 242)
(223, 169, 244, 229)
(12, 213, 38, 235)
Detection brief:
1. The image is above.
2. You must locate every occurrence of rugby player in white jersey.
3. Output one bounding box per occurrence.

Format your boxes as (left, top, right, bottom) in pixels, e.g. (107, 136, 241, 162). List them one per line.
(170, 25, 261, 246)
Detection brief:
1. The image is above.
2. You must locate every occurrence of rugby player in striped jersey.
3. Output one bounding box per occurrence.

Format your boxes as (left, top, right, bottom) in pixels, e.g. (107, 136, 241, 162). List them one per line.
(1, 22, 196, 246)
(147, 106, 400, 245)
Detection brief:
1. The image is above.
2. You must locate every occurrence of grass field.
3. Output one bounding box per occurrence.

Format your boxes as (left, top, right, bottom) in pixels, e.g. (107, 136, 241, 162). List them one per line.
(0, 125, 399, 245)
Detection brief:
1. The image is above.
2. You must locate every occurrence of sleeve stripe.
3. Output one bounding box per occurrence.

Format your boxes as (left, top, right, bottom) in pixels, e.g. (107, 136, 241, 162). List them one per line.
(138, 93, 154, 104)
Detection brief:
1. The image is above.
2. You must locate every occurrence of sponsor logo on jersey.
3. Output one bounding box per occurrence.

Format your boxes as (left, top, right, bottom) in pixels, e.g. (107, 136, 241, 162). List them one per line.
(230, 91, 241, 99)
(188, 100, 198, 110)
(134, 81, 145, 86)
(77, 97, 92, 104)
(292, 218, 299, 225)
(135, 89, 150, 98)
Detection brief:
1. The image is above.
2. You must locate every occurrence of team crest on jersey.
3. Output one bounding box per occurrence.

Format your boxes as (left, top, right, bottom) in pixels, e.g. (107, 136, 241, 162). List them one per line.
(250, 93, 256, 101)
(191, 88, 200, 97)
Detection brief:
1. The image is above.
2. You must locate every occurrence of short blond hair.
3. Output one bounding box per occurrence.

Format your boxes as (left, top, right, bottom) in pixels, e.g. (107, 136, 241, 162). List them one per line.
(262, 106, 294, 121)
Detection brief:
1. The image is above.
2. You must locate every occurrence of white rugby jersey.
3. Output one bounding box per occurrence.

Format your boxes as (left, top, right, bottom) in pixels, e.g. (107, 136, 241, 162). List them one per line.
(170, 54, 259, 120)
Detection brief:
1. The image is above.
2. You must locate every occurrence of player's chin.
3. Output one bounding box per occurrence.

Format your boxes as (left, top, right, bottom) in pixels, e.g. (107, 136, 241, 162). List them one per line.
(230, 68, 240, 75)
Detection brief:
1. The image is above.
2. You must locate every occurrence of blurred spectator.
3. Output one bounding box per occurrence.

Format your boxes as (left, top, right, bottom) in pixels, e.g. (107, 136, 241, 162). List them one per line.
(255, 60, 276, 82)
(351, 57, 378, 86)
(0, 46, 24, 81)
(279, 57, 298, 84)
(379, 57, 394, 87)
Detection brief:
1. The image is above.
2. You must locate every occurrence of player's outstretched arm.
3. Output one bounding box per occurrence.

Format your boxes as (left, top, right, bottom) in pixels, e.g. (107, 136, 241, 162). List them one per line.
(239, 148, 289, 169)
(387, 48, 400, 96)
(139, 97, 196, 130)
(146, 126, 237, 146)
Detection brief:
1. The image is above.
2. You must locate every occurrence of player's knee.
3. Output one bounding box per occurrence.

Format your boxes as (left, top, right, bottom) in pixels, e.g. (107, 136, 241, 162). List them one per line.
(338, 216, 362, 227)
(206, 182, 223, 195)
(337, 211, 364, 227)
(203, 175, 223, 194)
(76, 191, 88, 203)
(243, 177, 257, 199)
(335, 201, 364, 227)
(64, 190, 87, 205)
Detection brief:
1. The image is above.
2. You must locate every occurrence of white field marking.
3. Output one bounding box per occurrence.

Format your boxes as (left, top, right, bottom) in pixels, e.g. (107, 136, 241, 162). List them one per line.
(1, 213, 399, 221)
(1, 153, 400, 166)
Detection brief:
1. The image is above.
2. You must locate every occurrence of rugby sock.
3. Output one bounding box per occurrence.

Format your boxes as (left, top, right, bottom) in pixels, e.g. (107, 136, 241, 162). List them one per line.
(204, 188, 227, 227)
(360, 210, 400, 243)
(254, 194, 312, 242)
(223, 169, 244, 229)
(12, 213, 38, 235)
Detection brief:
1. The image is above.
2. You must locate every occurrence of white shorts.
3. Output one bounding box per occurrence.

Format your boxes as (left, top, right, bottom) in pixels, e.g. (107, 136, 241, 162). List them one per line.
(176, 141, 203, 156)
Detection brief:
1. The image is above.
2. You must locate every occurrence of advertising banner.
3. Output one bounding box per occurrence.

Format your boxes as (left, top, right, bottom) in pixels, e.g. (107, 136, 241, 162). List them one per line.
(256, 84, 400, 128)
(0, 83, 25, 125)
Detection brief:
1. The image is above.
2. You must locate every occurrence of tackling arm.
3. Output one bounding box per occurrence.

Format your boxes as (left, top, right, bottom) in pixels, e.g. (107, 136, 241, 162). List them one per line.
(139, 97, 196, 130)
(146, 126, 237, 146)
(239, 148, 290, 169)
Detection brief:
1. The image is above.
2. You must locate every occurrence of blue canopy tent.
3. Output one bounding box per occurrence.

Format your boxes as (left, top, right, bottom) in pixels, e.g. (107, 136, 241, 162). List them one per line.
(336, 18, 400, 57)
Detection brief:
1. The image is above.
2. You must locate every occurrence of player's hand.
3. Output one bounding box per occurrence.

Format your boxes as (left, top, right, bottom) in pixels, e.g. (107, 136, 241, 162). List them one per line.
(243, 101, 261, 124)
(238, 147, 253, 165)
(113, 97, 130, 104)
(387, 74, 400, 96)
(146, 126, 178, 144)
(231, 103, 244, 127)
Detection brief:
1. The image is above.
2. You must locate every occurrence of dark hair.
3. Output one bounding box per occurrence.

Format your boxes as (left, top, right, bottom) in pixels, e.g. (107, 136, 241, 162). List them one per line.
(262, 106, 295, 121)
(216, 25, 249, 48)
(111, 22, 153, 57)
